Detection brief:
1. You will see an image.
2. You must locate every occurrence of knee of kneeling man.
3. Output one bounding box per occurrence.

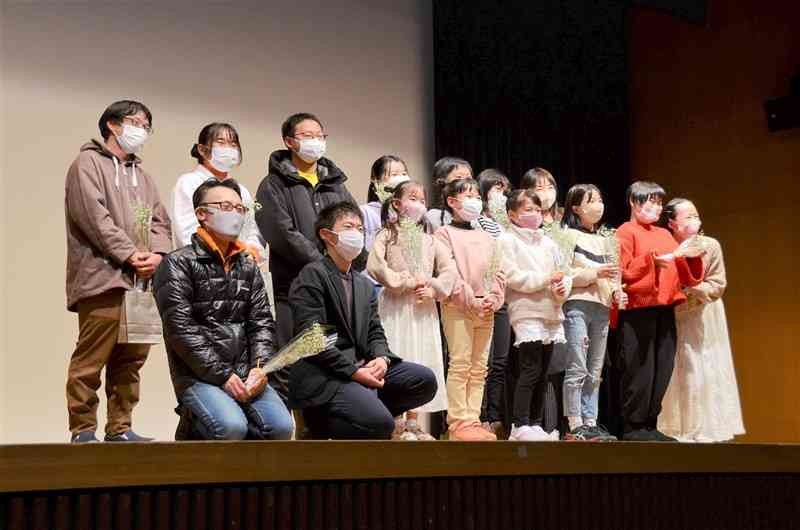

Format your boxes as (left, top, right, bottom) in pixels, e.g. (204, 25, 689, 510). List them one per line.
(371, 414, 396, 440)
(418, 366, 438, 399)
(213, 418, 249, 441)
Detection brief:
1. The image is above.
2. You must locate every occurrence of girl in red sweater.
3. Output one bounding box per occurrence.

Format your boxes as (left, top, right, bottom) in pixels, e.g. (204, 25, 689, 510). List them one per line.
(616, 181, 704, 441)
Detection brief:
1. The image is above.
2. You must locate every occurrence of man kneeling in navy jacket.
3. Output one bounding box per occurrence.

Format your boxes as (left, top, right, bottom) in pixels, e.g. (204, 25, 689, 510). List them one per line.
(288, 201, 437, 439)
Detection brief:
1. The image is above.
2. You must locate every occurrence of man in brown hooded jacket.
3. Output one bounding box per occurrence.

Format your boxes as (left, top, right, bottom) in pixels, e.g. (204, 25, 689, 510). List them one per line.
(64, 100, 172, 443)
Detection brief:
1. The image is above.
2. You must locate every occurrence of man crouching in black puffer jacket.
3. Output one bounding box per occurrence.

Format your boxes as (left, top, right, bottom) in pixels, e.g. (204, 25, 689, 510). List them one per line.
(153, 178, 293, 441)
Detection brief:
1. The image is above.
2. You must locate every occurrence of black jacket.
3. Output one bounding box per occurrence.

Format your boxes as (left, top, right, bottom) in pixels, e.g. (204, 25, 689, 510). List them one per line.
(255, 150, 358, 298)
(153, 233, 276, 397)
(288, 256, 401, 409)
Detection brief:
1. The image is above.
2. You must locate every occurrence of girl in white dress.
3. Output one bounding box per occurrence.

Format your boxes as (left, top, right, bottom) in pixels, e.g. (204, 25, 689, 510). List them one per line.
(657, 198, 745, 442)
(367, 180, 457, 440)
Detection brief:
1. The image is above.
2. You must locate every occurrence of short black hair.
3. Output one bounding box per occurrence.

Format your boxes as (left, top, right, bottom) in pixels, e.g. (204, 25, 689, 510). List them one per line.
(562, 183, 603, 230)
(314, 201, 363, 251)
(281, 112, 324, 139)
(626, 181, 666, 208)
(98, 100, 152, 140)
(191, 122, 242, 162)
(507, 188, 542, 213)
(192, 178, 242, 209)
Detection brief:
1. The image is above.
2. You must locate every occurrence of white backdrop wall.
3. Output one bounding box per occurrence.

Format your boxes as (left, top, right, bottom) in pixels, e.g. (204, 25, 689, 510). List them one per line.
(0, 0, 434, 442)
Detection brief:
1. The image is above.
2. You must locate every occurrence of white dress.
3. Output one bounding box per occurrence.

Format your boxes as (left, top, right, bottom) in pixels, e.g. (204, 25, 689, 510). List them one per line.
(658, 236, 745, 442)
(366, 225, 457, 412)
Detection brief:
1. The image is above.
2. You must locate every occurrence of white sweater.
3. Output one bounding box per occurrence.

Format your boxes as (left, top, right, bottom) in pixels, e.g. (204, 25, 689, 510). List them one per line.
(171, 165, 265, 254)
(500, 224, 571, 326)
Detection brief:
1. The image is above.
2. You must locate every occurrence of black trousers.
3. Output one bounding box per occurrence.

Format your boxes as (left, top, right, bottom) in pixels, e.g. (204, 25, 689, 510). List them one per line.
(269, 297, 294, 403)
(303, 361, 437, 440)
(512, 341, 554, 427)
(618, 305, 677, 433)
(482, 304, 512, 424)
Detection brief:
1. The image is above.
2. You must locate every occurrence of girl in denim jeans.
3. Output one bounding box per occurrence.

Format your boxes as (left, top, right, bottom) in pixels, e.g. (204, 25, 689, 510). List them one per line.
(560, 184, 624, 442)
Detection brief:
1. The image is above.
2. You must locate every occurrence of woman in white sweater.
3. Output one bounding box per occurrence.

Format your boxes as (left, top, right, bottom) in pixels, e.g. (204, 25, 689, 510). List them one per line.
(500, 189, 571, 442)
(172, 123, 265, 257)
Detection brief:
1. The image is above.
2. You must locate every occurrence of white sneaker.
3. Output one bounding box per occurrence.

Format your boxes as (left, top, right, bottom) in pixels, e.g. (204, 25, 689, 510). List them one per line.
(509, 425, 535, 441)
(510, 424, 552, 442)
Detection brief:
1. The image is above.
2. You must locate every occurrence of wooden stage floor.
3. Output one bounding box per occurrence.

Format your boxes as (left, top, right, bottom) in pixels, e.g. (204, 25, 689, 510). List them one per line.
(2, 441, 799, 529)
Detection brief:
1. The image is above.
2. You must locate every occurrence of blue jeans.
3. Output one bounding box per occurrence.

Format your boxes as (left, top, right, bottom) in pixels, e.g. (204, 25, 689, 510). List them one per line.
(181, 381, 293, 440)
(562, 300, 610, 421)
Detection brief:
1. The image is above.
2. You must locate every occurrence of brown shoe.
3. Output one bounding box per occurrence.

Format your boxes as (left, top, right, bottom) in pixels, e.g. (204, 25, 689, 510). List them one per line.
(450, 421, 498, 441)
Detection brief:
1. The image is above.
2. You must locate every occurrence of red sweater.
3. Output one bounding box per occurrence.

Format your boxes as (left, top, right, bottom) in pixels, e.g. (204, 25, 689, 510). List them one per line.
(617, 220, 704, 309)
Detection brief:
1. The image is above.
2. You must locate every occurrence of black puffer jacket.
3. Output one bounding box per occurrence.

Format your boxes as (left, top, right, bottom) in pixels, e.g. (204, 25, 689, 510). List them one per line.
(153, 233, 276, 397)
(255, 149, 358, 298)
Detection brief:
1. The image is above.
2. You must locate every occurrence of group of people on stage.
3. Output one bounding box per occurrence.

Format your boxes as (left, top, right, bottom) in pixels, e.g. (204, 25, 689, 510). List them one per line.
(63, 99, 745, 444)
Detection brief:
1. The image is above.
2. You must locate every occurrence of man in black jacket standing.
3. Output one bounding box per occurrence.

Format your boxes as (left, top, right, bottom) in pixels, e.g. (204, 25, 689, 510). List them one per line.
(255, 113, 360, 399)
(289, 202, 437, 439)
(154, 179, 293, 441)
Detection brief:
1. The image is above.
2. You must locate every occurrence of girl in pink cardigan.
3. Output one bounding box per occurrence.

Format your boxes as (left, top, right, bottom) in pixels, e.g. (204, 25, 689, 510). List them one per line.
(435, 178, 506, 441)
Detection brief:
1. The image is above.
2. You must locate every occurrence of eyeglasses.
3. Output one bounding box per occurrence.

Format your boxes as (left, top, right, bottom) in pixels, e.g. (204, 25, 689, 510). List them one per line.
(122, 116, 153, 134)
(200, 201, 249, 214)
(292, 133, 328, 141)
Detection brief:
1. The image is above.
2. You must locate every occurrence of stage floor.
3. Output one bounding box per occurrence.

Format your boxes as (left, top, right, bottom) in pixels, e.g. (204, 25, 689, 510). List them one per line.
(2, 440, 799, 493)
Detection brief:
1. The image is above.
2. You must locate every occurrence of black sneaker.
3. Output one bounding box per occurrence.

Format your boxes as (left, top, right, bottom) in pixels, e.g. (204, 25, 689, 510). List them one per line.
(649, 429, 678, 442)
(622, 428, 655, 441)
(587, 424, 618, 442)
(70, 431, 99, 444)
(564, 425, 602, 442)
(105, 430, 155, 442)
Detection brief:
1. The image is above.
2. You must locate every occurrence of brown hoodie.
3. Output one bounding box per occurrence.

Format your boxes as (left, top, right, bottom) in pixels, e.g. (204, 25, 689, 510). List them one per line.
(64, 139, 172, 311)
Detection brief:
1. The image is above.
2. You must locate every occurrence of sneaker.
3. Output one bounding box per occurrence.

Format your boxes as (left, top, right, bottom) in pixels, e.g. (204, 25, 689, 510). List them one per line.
(450, 421, 497, 441)
(622, 428, 655, 441)
(649, 429, 678, 442)
(564, 425, 602, 442)
(71, 431, 99, 444)
(590, 424, 618, 442)
(104, 430, 155, 442)
(405, 421, 436, 441)
(509, 424, 553, 442)
(392, 419, 411, 440)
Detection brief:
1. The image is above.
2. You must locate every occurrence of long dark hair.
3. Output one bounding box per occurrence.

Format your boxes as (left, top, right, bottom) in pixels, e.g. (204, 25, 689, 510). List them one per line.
(380, 180, 429, 244)
(367, 155, 408, 203)
(561, 183, 603, 231)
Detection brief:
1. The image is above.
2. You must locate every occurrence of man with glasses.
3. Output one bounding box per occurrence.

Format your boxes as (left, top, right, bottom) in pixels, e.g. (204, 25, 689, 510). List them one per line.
(64, 100, 172, 443)
(153, 178, 293, 441)
(255, 113, 360, 401)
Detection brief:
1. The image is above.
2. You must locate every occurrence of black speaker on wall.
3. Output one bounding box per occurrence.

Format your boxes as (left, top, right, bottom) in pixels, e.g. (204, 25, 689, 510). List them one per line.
(765, 67, 800, 132)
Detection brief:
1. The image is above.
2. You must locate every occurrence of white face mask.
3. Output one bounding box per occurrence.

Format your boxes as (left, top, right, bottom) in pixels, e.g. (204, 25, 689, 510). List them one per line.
(401, 200, 427, 223)
(295, 137, 326, 163)
(581, 202, 605, 225)
(115, 123, 149, 154)
(536, 189, 556, 210)
(204, 207, 245, 238)
(639, 203, 660, 224)
(331, 229, 364, 261)
(209, 146, 240, 173)
(488, 190, 507, 209)
(456, 197, 483, 222)
(387, 174, 410, 189)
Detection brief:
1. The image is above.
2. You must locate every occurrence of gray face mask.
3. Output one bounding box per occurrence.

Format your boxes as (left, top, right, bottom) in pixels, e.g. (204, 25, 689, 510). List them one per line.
(204, 207, 244, 237)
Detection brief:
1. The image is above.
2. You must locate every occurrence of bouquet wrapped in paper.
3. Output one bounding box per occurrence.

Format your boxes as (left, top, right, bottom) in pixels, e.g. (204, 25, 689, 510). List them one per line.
(245, 322, 339, 396)
(545, 224, 577, 281)
(599, 226, 626, 309)
(131, 201, 153, 292)
(397, 218, 428, 303)
(483, 238, 504, 294)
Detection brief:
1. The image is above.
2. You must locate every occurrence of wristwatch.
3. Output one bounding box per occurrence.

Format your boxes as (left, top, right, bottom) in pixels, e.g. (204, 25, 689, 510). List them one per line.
(381, 356, 392, 367)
